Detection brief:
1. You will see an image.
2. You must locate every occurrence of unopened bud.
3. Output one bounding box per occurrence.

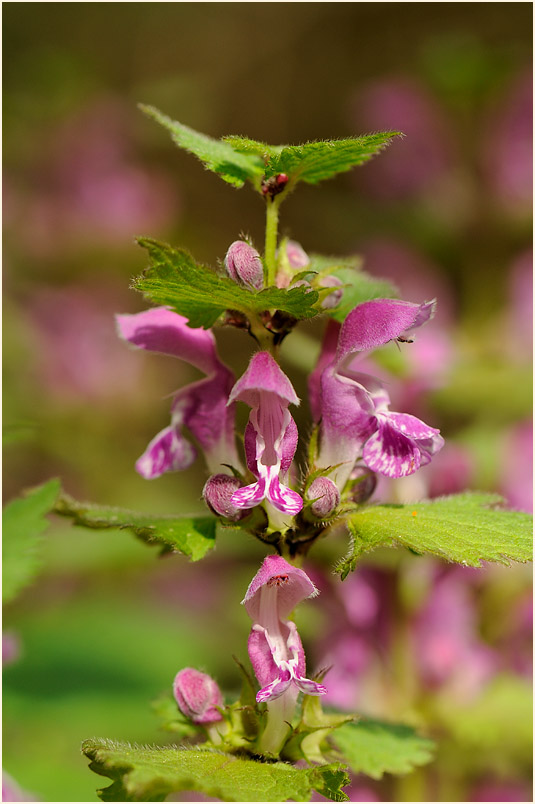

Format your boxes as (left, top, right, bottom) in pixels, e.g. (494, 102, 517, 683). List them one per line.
(173, 668, 224, 724)
(348, 466, 377, 503)
(306, 476, 340, 517)
(319, 275, 344, 309)
(286, 240, 310, 269)
(261, 173, 288, 198)
(224, 241, 264, 291)
(203, 474, 244, 521)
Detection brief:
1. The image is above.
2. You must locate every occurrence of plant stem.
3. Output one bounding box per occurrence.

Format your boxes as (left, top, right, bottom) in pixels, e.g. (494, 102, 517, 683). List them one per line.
(264, 197, 281, 287)
(257, 692, 296, 756)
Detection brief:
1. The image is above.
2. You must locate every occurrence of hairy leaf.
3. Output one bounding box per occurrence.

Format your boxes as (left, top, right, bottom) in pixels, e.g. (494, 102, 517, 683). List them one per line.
(54, 492, 216, 561)
(82, 739, 350, 802)
(264, 133, 401, 184)
(222, 136, 282, 160)
(336, 493, 533, 578)
(133, 237, 320, 328)
(332, 719, 435, 780)
(3, 479, 60, 603)
(140, 106, 264, 188)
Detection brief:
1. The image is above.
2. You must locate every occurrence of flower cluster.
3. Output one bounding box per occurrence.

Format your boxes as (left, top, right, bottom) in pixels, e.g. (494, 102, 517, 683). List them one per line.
(119, 237, 444, 750)
(118, 241, 443, 523)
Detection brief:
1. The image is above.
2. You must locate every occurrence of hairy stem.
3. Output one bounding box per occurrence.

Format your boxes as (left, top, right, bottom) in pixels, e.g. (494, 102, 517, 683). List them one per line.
(264, 197, 282, 287)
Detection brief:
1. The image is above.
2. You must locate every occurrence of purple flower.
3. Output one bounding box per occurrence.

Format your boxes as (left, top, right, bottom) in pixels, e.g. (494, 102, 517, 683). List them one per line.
(228, 352, 303, 516)
(116, 307, 239, 477)
(243, 555, 327, 703)
(173, 668, 224, 725)
(311, 299, 444, 489)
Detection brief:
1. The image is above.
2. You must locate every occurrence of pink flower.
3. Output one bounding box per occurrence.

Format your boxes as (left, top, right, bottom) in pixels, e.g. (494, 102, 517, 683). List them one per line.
(243, 555, 327, 703)
(116, 307, 239, 477)
(229, 352, 303, 515)
(311, 300, 444, 489)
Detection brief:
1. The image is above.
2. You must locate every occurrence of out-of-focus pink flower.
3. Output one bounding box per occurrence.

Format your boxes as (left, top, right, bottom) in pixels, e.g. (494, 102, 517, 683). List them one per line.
(472, 777, 533, 802)
(2, 633, 21, 667)
(507, 250, 533, 361)
(336, 571, 381, 630)
(27, 285, 142, 401)
(6, 97, 177, 256)
(412, 568, 497, 699)
(426, 443, 475, 498)
(501, 420, 533, 513)
(321, 634, 374, 711)
(352, 77, 453, 200)
(2, 772, 37, 802)
(360, 239, 455, 328)
(484, 71, 533, 211)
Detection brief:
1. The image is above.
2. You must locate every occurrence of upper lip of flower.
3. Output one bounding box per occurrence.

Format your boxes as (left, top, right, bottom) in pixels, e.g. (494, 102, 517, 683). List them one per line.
(242, 555, 318, 619)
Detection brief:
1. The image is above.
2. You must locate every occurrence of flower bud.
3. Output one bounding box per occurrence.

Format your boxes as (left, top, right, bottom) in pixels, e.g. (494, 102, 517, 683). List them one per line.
(306, 476, 340, 517)
(224, 241, 264, 291)
(173, 668, 224, 724)
(319, 275, 344, 309)
(203, 474, 244, 521)
(348, 466, 377, 503)
(286, 240, 310, 269)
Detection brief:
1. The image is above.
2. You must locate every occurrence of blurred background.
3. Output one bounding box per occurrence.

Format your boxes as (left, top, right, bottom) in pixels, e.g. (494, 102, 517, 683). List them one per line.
(3, 3, 532, 802)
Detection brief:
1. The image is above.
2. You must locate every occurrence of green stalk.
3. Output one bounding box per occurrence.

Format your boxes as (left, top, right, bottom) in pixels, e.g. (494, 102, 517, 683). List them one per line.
(264, 196, 282, 287)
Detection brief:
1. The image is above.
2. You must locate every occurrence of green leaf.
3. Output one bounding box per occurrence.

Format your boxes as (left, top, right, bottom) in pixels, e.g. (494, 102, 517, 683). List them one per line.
(3, 479, 61, 603)
(222, 136, 282, 160)
(82, 739, 350, 802)
(332, 719, 435, 780)
(133, 237, 320, 328)
(140, 106, 264, 188)
(336, 493, 533, 578)
(327, 267, 399, 323)
(54, 492, 216, 561)
(264, 133, 401, 185)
